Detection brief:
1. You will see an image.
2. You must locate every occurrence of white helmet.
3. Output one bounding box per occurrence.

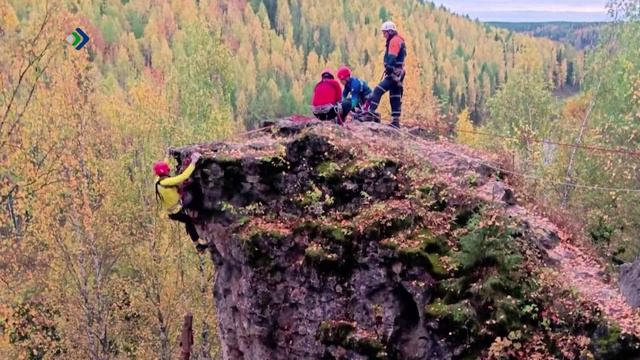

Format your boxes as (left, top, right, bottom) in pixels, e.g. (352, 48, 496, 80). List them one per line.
(380, 21, 397, 32)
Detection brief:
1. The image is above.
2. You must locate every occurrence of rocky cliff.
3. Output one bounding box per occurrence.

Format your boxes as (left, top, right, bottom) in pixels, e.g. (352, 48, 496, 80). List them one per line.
(169, 120, 640, 359)
(620, 259, 640, 309)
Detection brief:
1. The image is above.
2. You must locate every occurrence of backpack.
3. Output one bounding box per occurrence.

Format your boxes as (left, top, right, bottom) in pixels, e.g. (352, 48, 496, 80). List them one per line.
(155, 179, 177, 208)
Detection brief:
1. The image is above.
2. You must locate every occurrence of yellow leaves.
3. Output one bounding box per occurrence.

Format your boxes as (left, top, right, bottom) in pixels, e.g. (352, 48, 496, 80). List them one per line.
(562, 95, 590, 125)
(0, 303, 12, 358)
(0, 300, 66, 360)
(170, 0, 199, 28)
(306, 51, 321, 79)
(129, 77, 169, 119)
(276, 0, 293, 39)
(488, 336, 515, 358)
(0, 1, 603, 358)
(291, 79, 304, 105)
(455, 108, 479, 146)
(0, 0, 19, 33)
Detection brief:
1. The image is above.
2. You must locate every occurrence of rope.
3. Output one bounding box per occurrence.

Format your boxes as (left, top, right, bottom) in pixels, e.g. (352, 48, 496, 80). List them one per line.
(151, 108, 639, 193)
(235, 125, 272, 138)
(384, 126, 640, 194)
(132, 100, 638, 188)
(130, 105, 275, 142)
(130, 88, 639, 157)
(230, 119, 640, 193)
(416, 123, 640, 158)
(336, 108, 345, 126)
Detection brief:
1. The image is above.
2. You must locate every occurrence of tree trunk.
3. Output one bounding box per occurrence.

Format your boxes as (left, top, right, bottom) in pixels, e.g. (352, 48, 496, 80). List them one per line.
(157, 302, 171, 360)
(150, 266, 171, 360)
(198, 257, 213, 360)
(180, 312, 194, 360)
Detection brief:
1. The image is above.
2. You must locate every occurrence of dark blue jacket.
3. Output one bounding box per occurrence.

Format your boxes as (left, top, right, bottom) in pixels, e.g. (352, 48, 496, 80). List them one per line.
(384, 33, 406, 70)
(342, 77, 372, 108)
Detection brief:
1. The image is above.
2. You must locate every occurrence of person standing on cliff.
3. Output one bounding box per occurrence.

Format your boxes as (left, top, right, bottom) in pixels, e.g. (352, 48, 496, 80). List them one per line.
(154, 152, 205, 250)
(365, 21, 407, 128)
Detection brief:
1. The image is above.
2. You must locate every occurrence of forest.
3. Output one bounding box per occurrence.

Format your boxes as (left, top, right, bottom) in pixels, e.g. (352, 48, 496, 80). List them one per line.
(1, 0, 639, 358)
(489, 21, 603, 49)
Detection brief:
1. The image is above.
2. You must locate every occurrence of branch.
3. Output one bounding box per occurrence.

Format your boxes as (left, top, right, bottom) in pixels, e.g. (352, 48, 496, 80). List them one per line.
(29, 0, 53, 49)
(0, 275, 15, 295)
(0, 40, 58, 152)
(0, 29, 53, 131)
(0, 57, 34, 133)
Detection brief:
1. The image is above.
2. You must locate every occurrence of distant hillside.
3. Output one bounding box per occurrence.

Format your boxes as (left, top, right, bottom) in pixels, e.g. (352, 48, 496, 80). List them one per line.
(3, 0, 583, 127)
(488, 21, 605, 49)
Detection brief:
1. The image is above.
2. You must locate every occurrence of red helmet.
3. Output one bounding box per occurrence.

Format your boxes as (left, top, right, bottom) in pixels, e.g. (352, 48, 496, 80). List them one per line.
(321, 68, 334, 79)
(337, 66, 351, 80)
(153, 161, 170, 176)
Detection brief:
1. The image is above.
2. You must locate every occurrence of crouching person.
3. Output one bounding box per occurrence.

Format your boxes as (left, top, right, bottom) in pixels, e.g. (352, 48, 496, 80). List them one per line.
(311, 68, 351, 124)
(337, 66, 373, 121)
(154, 152, 205, 251)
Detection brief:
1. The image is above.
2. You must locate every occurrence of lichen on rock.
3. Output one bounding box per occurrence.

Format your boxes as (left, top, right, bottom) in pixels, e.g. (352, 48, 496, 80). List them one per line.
(168, 120, 640, 359)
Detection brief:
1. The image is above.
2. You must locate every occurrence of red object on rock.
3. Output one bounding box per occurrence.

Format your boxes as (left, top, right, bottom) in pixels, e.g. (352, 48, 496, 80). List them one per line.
(289, 115, 312, 123)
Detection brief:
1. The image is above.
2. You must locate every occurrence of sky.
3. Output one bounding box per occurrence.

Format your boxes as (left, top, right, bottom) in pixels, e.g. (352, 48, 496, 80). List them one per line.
(433, 0, 610, 22)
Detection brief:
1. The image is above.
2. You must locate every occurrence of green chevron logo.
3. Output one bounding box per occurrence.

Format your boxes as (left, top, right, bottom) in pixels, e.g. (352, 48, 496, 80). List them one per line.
(65, 27, 90, 50)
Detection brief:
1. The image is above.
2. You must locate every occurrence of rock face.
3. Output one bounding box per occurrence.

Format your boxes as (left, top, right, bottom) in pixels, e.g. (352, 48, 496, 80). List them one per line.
(210, 225, 449, 360)
(174, 121, 454, 359)
(620, 259, 640, 308)
(169, 120, 640, 359)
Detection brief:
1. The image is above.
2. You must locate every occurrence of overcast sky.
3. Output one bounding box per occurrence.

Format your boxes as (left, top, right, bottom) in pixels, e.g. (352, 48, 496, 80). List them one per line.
(434, 0, 610, 22)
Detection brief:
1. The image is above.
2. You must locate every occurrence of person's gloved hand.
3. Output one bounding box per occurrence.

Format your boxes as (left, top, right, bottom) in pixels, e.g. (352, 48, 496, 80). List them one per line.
(190, 152, 202, 164)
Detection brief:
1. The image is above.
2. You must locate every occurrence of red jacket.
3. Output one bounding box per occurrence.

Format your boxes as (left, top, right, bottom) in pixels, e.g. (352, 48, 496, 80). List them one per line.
(311, 79, 342, 107)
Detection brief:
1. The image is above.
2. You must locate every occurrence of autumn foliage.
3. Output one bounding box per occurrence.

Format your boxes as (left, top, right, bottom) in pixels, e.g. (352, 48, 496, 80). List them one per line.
(0, 0, 635, 358)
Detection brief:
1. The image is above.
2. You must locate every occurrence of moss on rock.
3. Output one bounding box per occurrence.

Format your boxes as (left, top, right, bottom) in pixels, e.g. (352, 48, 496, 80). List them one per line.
(415, 229, 448, 254)
(425, 299, 476, 331)
(304, 245, 339, 266)
(349, 336, 387, 359)
(240, 231, 287, 268)
(380, 239, 399, 251)
(396, 247, 448, 278)
(427, 253, 447, 277)
(398, 247, 431, 267)
(343, 158, 398, 177)
(316, 161, 341, 178)
(259, 155, 290, 173)
(589, 325, 640, 358)
(316, 320, 356, 345)
(294, 222, 351, 245)
(214, 157, 241, 166)
(321, 225, 349, 243)
(317, 320, 388, 359)
(364, 215, 417, 242)
(296, 183, 324, 207)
